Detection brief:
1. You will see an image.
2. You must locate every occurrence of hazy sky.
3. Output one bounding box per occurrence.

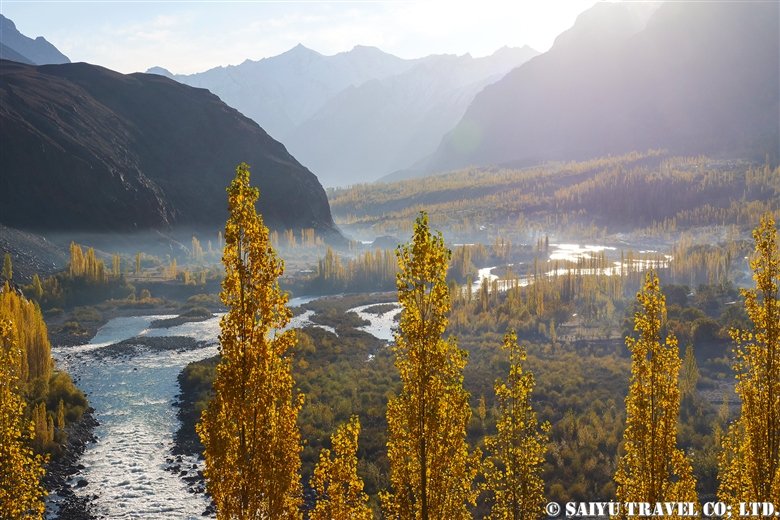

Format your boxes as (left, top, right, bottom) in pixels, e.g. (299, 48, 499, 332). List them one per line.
(1, 1, 600, 74)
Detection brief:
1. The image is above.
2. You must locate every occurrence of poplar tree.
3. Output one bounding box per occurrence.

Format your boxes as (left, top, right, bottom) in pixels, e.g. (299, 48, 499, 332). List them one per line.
(30, 275, 43, 302)
(2, 253, 11, 281)
(310, 416, 372, 520)
(0, 319, 46, 520)
(112, 253, 121, 278)
(613, 271, 697, 518)
(381, 211, 479, 520)
(197, 163, 303, 519)
(482, 330, 549, 520)
(718, 214, 780, 507)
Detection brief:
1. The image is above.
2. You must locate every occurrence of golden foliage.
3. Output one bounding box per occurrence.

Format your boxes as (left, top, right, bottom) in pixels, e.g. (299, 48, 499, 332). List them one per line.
(311, 416, 372, 520)
(381, 211, 479, 520)
(0, 283, 52, 384)
(718, 213, 780, 506)
(0, 319, 47, 519)
(68, 242, 106, 283)
(613, 271, 697, 518)
(2, 253, 12, 281)
(482, 330, 549, 520)
(197, 163, 303, 519)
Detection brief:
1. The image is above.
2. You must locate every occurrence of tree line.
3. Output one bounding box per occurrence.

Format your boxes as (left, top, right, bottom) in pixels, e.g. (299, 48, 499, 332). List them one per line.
(3, 163, 777, 518)
(328, 152, 779, 242)
(196, 165, 779, 519)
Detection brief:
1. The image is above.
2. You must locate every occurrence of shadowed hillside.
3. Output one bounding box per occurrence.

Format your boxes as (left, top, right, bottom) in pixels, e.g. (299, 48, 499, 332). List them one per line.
(415, 1, 779, 178)
(0, 60, 340, 240)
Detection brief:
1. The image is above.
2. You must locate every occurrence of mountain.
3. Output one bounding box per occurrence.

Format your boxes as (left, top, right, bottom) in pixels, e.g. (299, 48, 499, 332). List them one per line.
(285, 46, 539, 186)
(0, 15, 70, 65)
(154, 44, 415, 142)
(0, 60, 339, 239)
(418, 1, 779, 177)
(149, 44, 538, 186)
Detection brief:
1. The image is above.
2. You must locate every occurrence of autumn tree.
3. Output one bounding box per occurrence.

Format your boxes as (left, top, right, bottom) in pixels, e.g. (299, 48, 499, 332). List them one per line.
(718, 214, 780, 507)
(0, 319, 47, 519)
(482, 330, 549, 520)
(0, 282, 52, 384)
(2, 253, 11, 281)
(68, 243, 106, 283)
(310, 416, 372, 520)
(381, 211, 479, 520)
(30, 275, 43, 302)
(192, 236, 204, 262)
(197, 163, 303, 519)
(111, 253, 121, 278)
(679, 345, 699, 400)
(613, 271, 697, 518)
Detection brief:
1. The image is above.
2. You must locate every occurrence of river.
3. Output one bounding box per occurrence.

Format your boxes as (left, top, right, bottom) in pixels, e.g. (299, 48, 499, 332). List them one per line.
(47, 296, 325, 519)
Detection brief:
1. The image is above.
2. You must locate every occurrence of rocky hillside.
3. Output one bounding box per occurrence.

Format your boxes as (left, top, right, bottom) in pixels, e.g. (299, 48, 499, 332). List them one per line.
(0, 60, 340, 239)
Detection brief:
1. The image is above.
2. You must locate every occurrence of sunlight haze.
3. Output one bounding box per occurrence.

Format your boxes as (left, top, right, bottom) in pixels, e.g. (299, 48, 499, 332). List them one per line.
(1, 0, 599, 73)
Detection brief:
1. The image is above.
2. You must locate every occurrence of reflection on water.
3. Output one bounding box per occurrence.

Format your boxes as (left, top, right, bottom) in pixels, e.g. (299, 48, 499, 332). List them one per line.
(467, 242, 672, 295)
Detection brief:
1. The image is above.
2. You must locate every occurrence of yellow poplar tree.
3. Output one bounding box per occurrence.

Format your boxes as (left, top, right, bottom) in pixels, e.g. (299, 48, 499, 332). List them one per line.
(482, 330, 549, 520)
(0, 319, 47, 520)
(613, 271, 697, 518)
(381, 211, 479, 520)
(310, 416, 372, 520)
(718, 214, 780, 507)
(31, 275, 44, 302)
(197, 163, 303, 519)
(2, 253, 12, 281)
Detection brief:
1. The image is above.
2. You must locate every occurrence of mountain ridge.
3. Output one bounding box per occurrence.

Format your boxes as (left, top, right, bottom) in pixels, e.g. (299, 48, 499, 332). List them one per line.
(148, 44, 539, 186)
(0, 14, 70, 65)
(285, 45, 540, 186)
(0, 60, 340, 240)
(414, 1, 779, 178)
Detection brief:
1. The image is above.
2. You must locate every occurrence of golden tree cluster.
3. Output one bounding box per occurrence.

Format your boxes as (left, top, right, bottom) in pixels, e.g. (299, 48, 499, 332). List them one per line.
(718, 214, 780, 507)
(0, 319, 47, 519)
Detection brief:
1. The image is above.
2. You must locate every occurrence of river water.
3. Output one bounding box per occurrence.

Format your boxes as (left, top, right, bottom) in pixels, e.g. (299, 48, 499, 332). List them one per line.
(48, 296, 323, 519)
(469, 242, 672, 294)
(347, 303, 401, 342)
(51, 315, 220, 519)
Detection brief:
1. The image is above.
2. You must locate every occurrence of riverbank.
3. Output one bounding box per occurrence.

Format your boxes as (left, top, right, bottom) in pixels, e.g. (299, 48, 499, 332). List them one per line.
(45, 408, 99, 520)
(48, 316, 220, 519)
(47, 302, 180, 348)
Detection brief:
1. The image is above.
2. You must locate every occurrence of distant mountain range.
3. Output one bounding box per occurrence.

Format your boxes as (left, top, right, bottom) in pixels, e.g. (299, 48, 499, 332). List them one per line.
(0, 60, 339, 239)
(0, 14, 70, 65)
(408, 1, 779, 179)
(149, 45, 539, 186)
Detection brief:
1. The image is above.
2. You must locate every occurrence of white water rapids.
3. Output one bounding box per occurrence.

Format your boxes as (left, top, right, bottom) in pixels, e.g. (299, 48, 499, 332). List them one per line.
(48, 296, 327, 519)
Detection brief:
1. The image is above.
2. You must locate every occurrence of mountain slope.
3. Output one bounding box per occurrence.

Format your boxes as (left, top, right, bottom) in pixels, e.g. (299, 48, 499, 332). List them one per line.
(0, 60, 339, 237)
(151, 44, 538, 186)
(285, 46, 539, 186)
(0, 15, 70, 64)
(422, 1, 779, 175)
(157, 44, 416, 141)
